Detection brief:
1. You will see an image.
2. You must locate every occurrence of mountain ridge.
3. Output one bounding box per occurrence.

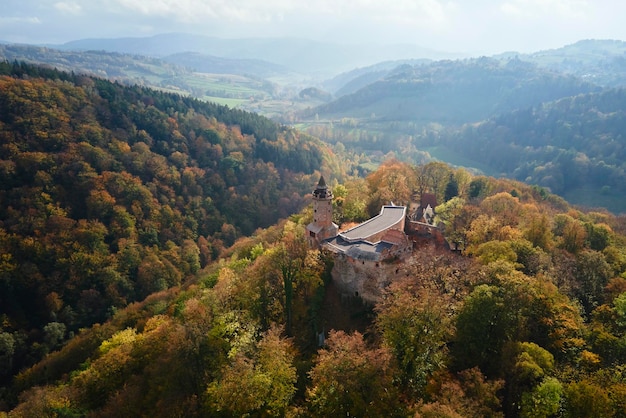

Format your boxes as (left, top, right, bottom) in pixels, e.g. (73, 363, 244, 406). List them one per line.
(52, 32, 466, 75)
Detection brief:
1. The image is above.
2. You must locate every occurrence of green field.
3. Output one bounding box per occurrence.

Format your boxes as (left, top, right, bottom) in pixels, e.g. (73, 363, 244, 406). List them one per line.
(183, 73, 269, 98)
(203, 96, 248, 107)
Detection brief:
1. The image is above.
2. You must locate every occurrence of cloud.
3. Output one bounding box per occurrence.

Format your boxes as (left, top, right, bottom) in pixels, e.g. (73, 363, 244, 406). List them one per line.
(500, 0, 590, 19)
(54, 2, 82, 15)
(0, 16, 41, 26)
(107, 0, 456, 27)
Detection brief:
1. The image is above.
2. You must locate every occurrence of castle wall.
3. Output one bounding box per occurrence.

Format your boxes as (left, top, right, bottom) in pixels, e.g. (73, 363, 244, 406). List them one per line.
(331, 255, 391, 303)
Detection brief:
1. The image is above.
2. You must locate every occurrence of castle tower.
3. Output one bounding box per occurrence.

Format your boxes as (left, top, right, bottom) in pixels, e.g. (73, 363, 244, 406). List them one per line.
(306, 176, 339, 248)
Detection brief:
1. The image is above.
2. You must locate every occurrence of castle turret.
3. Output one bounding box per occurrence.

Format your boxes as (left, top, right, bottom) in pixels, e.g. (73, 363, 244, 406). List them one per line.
(307, 176, 339, 247)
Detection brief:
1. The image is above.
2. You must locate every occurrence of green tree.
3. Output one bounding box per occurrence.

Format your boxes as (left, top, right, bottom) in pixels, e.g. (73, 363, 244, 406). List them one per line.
(270, 222, 323, 336)
(376, 284, 453, 397)
(453, 284, 515, 376)
(519, 377, 563, 418)
(205, 326, 297, 417)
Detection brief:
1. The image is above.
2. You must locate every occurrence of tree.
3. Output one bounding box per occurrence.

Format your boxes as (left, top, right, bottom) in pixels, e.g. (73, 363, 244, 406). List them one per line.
(480, 192, 521, 226)
(614, 292, 626, 329)
(502, 341, 557, 416)
(453, 284, 516, 376)
(564, 380, 614, 418)
(574, 250, 612, 315)
(444, 173, 459, 202)
(205, 326, 297, 417)
(452, 267, 584, 376)
(524, 213, 553, 251)
(270, 222, 323, 336)
(519, 377, 563, 418)
(415, 162, 453, 204)
(418, 368, 504, 418)
(306, 330, 403, 417)
(366, 159, 414, 208)
(376, 283, 453, 398)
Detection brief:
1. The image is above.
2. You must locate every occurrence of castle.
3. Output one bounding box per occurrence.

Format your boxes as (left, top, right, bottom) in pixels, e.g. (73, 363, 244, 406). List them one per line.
(306, 177, 417, 301)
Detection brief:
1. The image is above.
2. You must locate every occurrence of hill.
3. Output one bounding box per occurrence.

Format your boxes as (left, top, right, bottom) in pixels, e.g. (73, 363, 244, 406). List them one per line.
(307, 57, 600, 125)
(500, 39, 626, 88)
(0, 44, 284, 107)
(320, 58, 432, 96)
(161, 52, 289, 78)
(0, 61, 340, 395)
(424, 88, 626, 213)
(4, 159, 626, 416)
(55, 33, 464, 75)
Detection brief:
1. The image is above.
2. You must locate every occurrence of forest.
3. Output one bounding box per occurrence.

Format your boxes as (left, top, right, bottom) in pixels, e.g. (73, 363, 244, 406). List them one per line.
(425, 89, 626, 211)
(0, 61, 340, 405)
(0, 62, 626, 416)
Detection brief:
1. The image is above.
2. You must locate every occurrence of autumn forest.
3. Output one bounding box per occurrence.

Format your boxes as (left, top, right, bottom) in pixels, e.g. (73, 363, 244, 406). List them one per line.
(1, 60, 626, 417)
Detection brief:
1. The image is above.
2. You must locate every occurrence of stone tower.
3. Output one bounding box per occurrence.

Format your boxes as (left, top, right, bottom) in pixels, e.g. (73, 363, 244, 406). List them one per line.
(306, 176, 338, 248)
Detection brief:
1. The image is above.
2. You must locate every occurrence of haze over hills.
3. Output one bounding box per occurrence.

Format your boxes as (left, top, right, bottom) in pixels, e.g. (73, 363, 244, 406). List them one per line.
(52, 33, 465, 75)
(161, 52, 289, 78)
(498, 39, 626, 88)
(321, 58, 433, 96)
(6, 35, 626, 214)
(307, 57, 601, 125)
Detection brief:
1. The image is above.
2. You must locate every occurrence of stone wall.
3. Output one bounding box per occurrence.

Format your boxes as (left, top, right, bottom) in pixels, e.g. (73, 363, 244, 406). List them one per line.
(330, 256, 396, 303)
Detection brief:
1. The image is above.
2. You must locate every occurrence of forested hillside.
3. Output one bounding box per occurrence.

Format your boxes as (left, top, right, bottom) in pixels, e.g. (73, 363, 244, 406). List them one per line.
(3, 159, 626, 417)
(0, 45, 283, 108)
(510, 39, 626, 88)
(307, 57, 600, 125)
(425, 88, 626, 212)
(0, 61, 338, 398)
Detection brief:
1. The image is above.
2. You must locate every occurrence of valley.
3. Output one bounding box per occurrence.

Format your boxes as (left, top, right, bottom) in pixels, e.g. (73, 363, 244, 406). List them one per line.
(2, 32, 626, 416)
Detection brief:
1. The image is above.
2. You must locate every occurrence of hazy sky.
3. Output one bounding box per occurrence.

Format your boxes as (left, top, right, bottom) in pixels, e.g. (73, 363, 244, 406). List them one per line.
(2, 0, 626, 54)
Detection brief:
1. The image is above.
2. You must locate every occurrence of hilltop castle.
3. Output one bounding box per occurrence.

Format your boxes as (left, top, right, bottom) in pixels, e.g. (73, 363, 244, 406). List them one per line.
(306, 177, 420, 301)
(306, 176, 412, 264)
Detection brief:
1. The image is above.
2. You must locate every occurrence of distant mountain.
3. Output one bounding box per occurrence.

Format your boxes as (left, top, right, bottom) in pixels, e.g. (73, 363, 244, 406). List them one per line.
(0, 43, 189, 81)
(496, 39, 626, 88)
(322, 58, 432, 96)
(163, 52, 289, 78)
(308, 57, 600, 125)
(54, 33, 464, 75)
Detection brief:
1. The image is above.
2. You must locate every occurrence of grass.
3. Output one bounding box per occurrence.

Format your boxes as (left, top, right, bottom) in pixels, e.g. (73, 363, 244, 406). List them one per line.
(183, 73, 269, 98)
(203, 96, 248, 107)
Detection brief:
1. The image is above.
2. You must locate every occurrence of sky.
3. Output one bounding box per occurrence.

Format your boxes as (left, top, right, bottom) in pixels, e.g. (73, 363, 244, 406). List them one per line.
(2, 0, 626, 55)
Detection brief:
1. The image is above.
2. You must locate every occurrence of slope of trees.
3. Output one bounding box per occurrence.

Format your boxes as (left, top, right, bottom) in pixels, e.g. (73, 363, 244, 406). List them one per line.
(0, 61, 340, 396)
(3, 158, 626, 416)
(307, 57, 599, 125)
(426, 88, 626, 208)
